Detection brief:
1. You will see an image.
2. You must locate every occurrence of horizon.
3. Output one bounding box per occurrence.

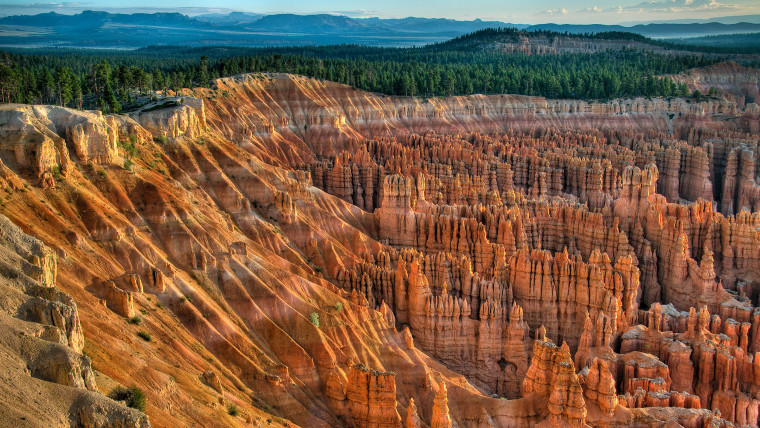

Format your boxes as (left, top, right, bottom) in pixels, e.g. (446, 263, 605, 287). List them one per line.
(2, 0, 760, 25)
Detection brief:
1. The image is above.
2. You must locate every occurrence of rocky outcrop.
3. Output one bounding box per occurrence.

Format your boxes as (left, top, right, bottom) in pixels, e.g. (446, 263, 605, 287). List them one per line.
(0, 104, 150, 185)
(201, 370, 224, 395)
(430, 380, 452, 428)
(75, 393, 151, 428)
(523, 338, 586, 427)
(618, 303, 760, 425)
(669, 61, 760, 107)
(0, 214, 150, 427)
(99, 280, 136, 318)
(405, 398, 421, 428)
(343, 365, 402, 428)
(129, 97, 206, 140)
(578, 358, 617, 417)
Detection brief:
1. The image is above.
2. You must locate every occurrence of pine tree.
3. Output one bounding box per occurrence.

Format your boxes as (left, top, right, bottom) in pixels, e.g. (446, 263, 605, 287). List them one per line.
(0, 63, 18, 103)
(55, 66, 74, 106)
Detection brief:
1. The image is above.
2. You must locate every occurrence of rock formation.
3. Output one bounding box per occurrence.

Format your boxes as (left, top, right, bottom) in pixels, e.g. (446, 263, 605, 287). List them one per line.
(0, 214, 150, 427)
(2, 68, 760, 427)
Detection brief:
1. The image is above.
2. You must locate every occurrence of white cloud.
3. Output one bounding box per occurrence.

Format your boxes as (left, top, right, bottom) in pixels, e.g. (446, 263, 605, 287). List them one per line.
(623, 0, 739, 12)
(577, 6, 603, 13)
(314, 9, 385, 18)
(540, 7, 568, 15)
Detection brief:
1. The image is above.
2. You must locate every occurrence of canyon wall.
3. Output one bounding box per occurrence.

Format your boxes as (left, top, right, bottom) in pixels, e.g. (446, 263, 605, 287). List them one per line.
(1, 65, 759, 427)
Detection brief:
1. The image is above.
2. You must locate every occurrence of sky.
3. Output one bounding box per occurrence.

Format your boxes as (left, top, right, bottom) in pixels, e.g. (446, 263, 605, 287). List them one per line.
(1, 0, 760, 24)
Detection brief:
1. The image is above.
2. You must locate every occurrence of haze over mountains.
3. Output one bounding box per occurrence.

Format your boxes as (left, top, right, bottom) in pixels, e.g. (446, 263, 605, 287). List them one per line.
(2, 10, 760, 48)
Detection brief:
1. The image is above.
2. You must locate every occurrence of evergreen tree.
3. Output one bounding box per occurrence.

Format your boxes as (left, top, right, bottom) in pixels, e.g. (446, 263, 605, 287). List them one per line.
(0, 63, 18, 103)
(55, 66, 74, 106)
(40, 68, 55, 104)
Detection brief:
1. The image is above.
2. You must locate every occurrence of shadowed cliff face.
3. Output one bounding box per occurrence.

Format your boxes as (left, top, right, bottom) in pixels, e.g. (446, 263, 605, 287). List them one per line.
(1, 70, 760, 427)
(669, 61, 760, 107)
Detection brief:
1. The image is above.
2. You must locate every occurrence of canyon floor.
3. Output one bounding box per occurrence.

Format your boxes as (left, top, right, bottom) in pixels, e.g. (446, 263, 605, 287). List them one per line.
(1, 62, 760, 427)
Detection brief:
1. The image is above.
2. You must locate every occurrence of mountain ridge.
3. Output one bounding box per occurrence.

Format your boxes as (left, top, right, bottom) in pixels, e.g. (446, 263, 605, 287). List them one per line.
(3, 10, 760, 48)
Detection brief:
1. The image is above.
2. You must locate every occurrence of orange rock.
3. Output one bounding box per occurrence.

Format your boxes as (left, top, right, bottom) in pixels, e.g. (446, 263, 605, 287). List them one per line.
(430, 380, 452, 428)
(345, 365, 402, 427)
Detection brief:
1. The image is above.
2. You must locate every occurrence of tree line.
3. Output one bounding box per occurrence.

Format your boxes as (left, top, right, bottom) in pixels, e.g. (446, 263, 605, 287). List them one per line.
(0, 30, 727, 111)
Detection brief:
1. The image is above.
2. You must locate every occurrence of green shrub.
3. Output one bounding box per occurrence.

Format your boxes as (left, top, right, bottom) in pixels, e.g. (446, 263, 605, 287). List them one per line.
(153, 135, 167, 144)
(123, 158, 134, 171)
(110, 385, 146, 412)
(227, 404, 239, 416)
(137, 331, 152, 341)
(52, 166, 63, 181)
(334, 302, 343, 312)
(98, 169, 107, 178)
(127, 316, 142, 325)
(120, 140, 138, 158)
(308, 312, 319, 328)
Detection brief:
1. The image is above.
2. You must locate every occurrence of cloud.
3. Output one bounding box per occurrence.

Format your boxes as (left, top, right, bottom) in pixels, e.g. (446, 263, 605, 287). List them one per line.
(577, 6, 603, 13)
(318, 9, 385, 18)
(534, 0, 746, 21)
(623, 0, 740, 12)
(539, 8, 568, 15)
(3, 1, 90, 7)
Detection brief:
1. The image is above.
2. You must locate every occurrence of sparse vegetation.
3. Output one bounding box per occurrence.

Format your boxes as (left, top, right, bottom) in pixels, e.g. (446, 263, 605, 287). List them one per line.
(123, 158, 134, 171)
(308, 312, 320, 327)
(334, 302, 343, 312)
(110, 385, 147, 412)
(227, 404, 239, 416)
(120, 140, 138, 158)
(52, 166, 63, 181)
(136, 330, 152, 341)
(153, 134, 167, 144)
(127, 315, 142, 325)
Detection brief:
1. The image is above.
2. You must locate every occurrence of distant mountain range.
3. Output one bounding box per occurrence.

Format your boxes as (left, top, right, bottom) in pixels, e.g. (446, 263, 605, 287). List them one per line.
(621, 13, 760, 25)
(1, 10, 760, 48)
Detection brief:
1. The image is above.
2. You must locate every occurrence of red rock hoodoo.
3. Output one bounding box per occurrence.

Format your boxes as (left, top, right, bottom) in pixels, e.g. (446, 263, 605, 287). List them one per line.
(1, 65, 760, 427)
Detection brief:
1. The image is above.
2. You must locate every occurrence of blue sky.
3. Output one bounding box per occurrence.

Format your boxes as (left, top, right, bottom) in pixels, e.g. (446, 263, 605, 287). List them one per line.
(1, 0, 759, 24)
